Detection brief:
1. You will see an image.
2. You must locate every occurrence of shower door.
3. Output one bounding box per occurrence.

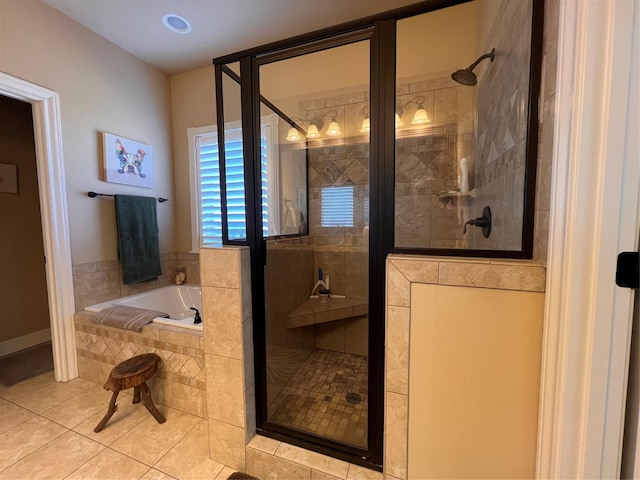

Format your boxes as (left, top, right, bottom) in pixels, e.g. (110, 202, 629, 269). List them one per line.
(254, 35, 376, 463)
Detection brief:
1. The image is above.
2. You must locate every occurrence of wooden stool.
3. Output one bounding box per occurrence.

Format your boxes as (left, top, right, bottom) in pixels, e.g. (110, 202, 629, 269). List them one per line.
(94, 353, 166, 433)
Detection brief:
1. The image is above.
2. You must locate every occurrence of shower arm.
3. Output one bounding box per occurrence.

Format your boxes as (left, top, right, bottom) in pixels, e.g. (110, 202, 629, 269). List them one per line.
(466, 48, 496, 71)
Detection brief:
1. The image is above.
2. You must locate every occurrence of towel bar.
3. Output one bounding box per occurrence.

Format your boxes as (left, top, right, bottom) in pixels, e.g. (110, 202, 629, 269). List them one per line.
(88, 191, 168, 202)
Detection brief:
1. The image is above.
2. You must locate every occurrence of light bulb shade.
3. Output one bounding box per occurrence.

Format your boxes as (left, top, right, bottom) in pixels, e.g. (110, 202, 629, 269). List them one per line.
(326, 120, 341, 136)
(360, 117, 370, 133)
(411, 107, 431, 125)
(286, 127, 302, 142)
(306, 124, 320, 139)
(395, 113, 403, 128)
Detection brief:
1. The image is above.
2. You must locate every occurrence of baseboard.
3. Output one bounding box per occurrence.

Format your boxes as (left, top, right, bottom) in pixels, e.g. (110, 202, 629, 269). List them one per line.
(0, 329, 52, 357)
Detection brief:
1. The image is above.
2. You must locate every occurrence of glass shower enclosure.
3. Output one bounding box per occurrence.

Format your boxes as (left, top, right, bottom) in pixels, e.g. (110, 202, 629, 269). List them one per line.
(211, 0, 542, 470)
(257, 38, 372, 453)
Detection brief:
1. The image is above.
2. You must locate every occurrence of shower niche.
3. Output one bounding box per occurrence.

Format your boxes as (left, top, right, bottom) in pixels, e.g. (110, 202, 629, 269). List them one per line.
(213, 0, 542, 470)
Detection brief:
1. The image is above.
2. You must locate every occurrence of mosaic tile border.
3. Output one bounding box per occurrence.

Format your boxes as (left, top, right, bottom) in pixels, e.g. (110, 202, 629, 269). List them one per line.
(74, 312, 206, 417)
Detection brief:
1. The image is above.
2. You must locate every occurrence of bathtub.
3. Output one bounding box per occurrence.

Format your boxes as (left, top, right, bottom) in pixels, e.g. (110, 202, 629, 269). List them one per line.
(84, 284, 203, 331)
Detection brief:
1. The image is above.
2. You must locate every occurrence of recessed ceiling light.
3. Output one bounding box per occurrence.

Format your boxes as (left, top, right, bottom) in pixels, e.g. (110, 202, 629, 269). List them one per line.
(162, 13, 192, 34)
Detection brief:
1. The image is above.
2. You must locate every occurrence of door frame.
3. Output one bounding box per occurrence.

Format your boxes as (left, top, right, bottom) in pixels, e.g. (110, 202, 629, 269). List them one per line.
(0, 72, 77, 382)
(536, 0, 639, 477)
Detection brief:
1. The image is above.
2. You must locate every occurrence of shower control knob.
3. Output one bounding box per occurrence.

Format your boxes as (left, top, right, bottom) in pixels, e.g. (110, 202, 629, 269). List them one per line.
(463, 206, 492, 238)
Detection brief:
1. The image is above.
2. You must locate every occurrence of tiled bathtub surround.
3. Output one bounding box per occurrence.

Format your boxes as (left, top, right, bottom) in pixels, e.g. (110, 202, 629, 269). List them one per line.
(74, 312, 207, 418)
(72, 251, 200, 312)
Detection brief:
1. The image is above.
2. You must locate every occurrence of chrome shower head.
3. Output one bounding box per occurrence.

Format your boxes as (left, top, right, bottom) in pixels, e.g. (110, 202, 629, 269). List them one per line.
(451, 48, 496, 86)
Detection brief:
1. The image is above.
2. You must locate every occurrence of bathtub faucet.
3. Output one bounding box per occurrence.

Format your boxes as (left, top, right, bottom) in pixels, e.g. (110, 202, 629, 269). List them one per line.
(190, 307, 202, 324)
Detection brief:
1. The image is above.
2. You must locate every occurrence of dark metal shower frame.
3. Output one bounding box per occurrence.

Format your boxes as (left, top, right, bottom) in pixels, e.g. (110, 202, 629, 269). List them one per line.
(212, 0, 544, 470)
(252, 28, 384, 469)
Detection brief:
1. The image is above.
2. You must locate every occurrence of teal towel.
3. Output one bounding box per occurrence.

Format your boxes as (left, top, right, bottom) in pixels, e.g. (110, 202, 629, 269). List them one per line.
(114, 195, 162, 284)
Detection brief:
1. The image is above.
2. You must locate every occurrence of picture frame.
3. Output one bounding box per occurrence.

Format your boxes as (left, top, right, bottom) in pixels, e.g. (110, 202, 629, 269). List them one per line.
(101, 132, 153, 188)
(0, 163, 18, 194)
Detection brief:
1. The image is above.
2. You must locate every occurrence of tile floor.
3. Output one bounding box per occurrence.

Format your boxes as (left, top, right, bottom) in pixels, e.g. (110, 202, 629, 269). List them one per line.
(0, 371, 237, 479)
(269, 350, 368, 448)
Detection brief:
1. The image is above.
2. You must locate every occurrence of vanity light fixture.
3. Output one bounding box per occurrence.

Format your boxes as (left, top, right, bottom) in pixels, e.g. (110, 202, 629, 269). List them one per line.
(306, 124, 321, 139)
(285, 109, 342, 141)
(396, 95, 430, 127)
(286, 127, 302, 142)
(360, 105, 370, 133)
(326, 114, 341, 137)
(306, 109, 340, 139)
(162, 13, 192, 34)
(411, 104, 431, 125)
(360, 117, 370, 133)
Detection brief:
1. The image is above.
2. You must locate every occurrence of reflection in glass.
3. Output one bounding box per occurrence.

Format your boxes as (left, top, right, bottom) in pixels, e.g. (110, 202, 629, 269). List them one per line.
(221, 64, 247, 241)
(259, 40, 370, 449)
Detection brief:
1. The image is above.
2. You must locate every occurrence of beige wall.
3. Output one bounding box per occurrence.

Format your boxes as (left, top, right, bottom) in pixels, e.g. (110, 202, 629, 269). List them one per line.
(397, 1, 477, 79)
(476, 0, 501, 55)
(169, 2, 480, 253)
(0, 0, 175, 265)
(408, 283, 543, 479)
(170, 66, 217, 252)
(0, 96, 50, 342)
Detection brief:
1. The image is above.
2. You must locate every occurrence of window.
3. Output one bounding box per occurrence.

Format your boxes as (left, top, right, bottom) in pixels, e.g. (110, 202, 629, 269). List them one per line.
(197, 132, 223, 246)
(188, 117, 276, 250)
(321, 186, 354, 227)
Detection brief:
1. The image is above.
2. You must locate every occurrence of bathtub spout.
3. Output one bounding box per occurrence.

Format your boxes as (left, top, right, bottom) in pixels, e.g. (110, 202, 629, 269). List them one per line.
(190, 307, 202, 324)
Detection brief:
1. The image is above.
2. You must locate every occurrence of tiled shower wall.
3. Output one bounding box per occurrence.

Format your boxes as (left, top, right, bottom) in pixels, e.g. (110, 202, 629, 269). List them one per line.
(533, 0, 558, 264)
(264, 236, 369, 404)
(301, 79, 473, 251)
(395, 78, 474, 249)
(472, 0, 533, 250)
(72, 252, 200, 312)
(307, 142, 369, 251)
(264, 237, 315, 405)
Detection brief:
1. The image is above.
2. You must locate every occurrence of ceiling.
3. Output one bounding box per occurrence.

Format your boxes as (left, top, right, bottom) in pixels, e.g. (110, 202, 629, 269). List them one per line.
(42, 0, 422, 76)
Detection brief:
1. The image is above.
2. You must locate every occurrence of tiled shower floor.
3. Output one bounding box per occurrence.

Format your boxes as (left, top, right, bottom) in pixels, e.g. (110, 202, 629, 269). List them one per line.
(268, 349, 368, 448)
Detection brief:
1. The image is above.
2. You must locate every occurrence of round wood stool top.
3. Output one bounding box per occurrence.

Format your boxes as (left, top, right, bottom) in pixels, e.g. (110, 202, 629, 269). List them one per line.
(104, 353, 160, 392)
(95, 353, 165, 433)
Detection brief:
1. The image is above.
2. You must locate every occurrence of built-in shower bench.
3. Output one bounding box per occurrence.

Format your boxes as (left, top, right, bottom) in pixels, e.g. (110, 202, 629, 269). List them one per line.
(287, 297, 367, 328)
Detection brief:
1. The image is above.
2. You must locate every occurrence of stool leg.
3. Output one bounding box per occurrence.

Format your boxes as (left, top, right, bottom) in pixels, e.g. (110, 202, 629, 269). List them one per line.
(94, 390, 120, 433)
(140, 382, 166, 424)
(133, 386, 141, 404)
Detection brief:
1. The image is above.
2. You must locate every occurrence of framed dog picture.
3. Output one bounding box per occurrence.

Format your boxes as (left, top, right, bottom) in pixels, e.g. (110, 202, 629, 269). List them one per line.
(101, 132, 153, 188)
